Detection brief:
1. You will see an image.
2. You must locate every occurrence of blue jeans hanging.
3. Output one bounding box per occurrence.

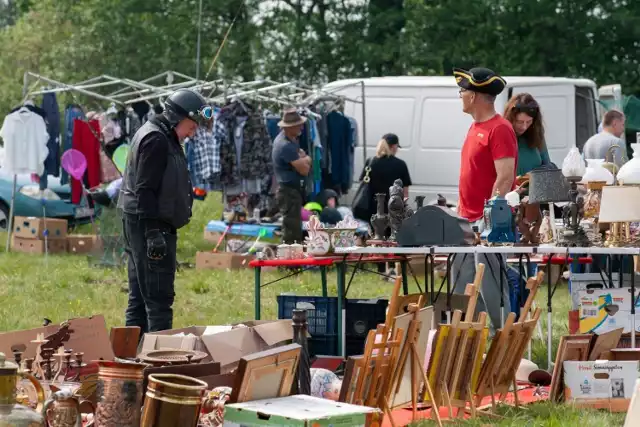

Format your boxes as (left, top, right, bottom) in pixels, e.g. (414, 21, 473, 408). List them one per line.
(506, 262, 538, 320)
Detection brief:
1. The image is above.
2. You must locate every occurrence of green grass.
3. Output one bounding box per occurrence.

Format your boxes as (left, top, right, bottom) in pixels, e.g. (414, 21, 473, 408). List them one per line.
(0, 195, 627, 426)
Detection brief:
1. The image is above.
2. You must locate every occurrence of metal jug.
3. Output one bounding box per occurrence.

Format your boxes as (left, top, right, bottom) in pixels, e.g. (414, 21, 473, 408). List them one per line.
(0, 352, 45, 427)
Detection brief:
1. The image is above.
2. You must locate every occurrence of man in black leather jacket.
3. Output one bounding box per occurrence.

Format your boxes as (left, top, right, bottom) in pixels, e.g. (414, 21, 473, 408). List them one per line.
(118, 88, 211, 333)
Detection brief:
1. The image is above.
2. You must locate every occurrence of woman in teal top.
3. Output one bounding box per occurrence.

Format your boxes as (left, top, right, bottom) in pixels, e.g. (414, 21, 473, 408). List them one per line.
(503, 93, 551, 176)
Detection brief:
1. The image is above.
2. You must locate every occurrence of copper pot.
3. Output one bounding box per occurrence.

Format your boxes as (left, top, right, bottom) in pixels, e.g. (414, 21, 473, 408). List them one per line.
(43, 389, 94, 427)
(92, 361, 146, 427)
(141, 374, 208, 427)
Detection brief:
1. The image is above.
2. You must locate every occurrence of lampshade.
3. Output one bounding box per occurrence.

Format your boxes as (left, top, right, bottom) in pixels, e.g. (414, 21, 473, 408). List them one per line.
(528, 167, 572, 203)
(598, 185, 640, 223)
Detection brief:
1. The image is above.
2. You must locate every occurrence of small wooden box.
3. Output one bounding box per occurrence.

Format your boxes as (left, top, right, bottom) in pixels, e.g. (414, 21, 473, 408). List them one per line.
(67, 235, 97, 254)
(12, 236, 67, 254)
(195, 251, 253, 270)
(13, 216, 68, 240)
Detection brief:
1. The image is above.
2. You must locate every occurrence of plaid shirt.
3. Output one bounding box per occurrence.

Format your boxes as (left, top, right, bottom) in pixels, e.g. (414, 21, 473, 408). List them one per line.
(187, 126, 220, 186)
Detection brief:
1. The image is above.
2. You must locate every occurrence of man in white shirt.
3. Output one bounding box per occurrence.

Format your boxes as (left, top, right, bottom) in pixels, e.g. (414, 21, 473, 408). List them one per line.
(584, 110, 626, 166)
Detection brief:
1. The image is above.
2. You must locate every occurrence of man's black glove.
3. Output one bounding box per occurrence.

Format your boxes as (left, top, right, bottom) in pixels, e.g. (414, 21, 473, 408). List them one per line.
(145, 229, 167, 260)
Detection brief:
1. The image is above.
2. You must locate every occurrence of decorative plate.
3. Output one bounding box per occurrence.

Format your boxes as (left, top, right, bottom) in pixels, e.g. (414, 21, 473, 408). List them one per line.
(137, 349, 208, 366)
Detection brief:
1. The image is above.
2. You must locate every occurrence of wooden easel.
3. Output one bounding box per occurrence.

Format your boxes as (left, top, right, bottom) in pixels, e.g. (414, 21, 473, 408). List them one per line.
(350, 276, 405, 427)
(429, 264, 488, 418)
(427, 263, 488, 419)
(387, 297, 443, 427)
(474, 271, 544, 413)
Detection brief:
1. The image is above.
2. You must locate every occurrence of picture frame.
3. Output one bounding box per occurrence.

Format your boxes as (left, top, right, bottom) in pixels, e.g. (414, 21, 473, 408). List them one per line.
(549, 334, 592, 402)
(229, 343, 301, 404)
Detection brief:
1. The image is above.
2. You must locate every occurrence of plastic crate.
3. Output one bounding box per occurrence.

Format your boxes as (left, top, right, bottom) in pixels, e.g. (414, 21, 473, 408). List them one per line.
(277, 295, 338, 336)
(345, 299, 388, 338)
(277, 295, 389, 357)
(346, 336, 367, 357)
(308, 336, 338, 357)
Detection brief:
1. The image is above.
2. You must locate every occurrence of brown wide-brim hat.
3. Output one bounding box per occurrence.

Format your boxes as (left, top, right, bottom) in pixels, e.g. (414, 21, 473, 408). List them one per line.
(453, 67, 506, 96)
(278, 108, 307, 128)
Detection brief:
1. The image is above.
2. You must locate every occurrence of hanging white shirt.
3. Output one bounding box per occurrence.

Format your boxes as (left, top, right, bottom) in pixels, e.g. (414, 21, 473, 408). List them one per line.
(0, 108, 49, 175)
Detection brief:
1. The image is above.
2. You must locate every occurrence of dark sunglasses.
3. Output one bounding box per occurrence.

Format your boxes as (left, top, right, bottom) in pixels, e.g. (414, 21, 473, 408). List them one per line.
(513, 102, 539, 117)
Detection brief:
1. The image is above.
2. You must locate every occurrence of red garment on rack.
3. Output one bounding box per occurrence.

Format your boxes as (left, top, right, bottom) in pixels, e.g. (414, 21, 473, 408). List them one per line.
(71, 119, 101, 204)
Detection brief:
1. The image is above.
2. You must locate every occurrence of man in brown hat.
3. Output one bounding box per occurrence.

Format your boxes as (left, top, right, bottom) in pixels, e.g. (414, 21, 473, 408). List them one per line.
(272, 108, 311, 243)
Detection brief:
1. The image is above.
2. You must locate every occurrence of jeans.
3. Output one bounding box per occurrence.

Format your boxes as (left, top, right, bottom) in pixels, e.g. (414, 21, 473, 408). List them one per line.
(277, 185, 303, 244)
(123, 214, 177, 333)
(452, 253, 511, 333)
(506, 263, 538, 320)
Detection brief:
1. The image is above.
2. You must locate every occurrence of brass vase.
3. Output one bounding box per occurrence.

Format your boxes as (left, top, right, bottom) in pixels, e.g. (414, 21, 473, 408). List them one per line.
(140, 374, 208, 427)
(92, 361, 146, 427)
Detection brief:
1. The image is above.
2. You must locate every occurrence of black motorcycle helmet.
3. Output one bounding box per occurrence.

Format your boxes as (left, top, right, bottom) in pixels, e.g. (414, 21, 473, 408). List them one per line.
(316, 189, 339, 208)
(163, 89, 211, 127)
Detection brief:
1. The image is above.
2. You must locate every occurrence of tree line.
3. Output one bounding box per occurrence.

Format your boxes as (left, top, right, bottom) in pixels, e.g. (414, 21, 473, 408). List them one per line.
(0, 0, 638, 116)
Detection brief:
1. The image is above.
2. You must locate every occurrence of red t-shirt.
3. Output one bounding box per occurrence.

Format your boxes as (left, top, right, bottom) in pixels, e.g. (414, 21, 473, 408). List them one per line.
(458, 114, 518, 222)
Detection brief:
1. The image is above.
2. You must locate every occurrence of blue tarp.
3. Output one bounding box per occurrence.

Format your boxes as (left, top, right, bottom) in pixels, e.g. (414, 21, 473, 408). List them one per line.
(206, 221, 280, 238)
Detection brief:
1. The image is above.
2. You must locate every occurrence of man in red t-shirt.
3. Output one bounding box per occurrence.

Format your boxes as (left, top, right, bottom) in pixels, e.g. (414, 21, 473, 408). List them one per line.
(455, 67, 518, 221)
(452, 67, 517, 332)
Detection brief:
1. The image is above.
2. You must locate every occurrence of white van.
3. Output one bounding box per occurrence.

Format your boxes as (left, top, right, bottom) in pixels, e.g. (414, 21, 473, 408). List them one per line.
(323, 76, 599, 205)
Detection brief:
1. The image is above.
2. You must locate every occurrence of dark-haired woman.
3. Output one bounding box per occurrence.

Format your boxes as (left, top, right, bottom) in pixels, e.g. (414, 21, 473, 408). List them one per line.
(503, 93, 549, 316)
(503, 93, 551, 175)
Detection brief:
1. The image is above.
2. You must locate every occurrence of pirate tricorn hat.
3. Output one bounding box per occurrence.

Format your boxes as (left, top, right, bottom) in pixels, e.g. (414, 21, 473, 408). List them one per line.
(454, 67, 506, 96)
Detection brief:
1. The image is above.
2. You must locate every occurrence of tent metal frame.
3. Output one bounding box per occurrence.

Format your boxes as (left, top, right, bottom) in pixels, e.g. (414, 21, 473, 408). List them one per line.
(4, 71, 369, 252)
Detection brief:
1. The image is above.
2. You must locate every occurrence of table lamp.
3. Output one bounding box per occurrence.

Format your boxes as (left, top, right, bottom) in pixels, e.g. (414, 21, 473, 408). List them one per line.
(598, 185, 640, 246)
(527, 167, 572, 204)
(526, 167, 572, 244)
(559, 149, 590, 246)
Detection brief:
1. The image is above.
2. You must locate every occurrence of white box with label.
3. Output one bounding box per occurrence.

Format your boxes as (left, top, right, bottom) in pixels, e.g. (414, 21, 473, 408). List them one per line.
(564, 360, 639, 401)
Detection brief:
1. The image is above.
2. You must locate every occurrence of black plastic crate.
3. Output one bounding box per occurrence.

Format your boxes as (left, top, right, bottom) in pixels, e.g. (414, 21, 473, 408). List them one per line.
(345, 299, 388, 338)
(277, 295, 338, 337)
(308, 335, 339, 357)
(346, 336, 367, 357)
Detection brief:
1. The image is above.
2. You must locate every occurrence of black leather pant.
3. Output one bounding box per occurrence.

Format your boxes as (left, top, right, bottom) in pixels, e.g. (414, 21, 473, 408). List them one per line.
(122, 214, 177, 333)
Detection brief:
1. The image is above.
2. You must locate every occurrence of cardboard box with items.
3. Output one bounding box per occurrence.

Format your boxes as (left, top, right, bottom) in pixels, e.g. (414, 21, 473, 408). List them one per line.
(196, 251, 254, 270)
(138, 320, 297, 371)
(578, 288, 640, 334)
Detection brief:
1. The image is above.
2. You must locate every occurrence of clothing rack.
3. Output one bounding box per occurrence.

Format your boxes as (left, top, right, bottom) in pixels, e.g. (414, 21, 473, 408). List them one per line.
(4, 71, 149, 252)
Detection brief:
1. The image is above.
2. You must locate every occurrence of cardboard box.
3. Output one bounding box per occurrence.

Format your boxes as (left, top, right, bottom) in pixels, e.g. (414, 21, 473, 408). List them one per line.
(578, 288, 640, 334)
(570, 273, 633, 309)
(139, 320, 294, 370)
(223, 395, 383, 426)
(196, 251, 253, 270)
(11, 236, 67, 254)
(204, 229, 224, 242)
(67, 234, 97, 254)
(0, 315, 115, 362)
(564, 360, 639, 402)
(13, 216, 68, 240)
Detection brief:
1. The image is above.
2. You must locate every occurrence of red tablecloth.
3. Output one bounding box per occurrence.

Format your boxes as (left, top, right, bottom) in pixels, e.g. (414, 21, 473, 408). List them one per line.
(249, 258, 337, 268)
(248, 254, 408, 268)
